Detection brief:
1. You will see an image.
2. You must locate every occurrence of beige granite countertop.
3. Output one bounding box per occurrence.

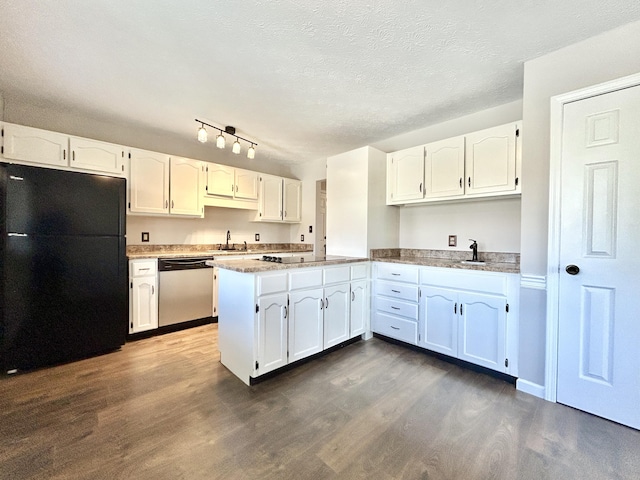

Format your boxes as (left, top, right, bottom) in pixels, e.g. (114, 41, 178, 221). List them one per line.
(206, 256, 369, 273)
(370, 248, 520, 274)
(126, 243, 313, 260)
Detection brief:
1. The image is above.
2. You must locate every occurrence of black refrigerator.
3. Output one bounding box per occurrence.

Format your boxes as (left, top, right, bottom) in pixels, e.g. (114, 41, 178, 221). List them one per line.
(0, 164, 128, 373)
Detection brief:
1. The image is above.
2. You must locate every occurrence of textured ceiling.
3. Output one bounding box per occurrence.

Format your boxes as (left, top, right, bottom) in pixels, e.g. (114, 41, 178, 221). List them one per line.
(1, 1, 640, 165)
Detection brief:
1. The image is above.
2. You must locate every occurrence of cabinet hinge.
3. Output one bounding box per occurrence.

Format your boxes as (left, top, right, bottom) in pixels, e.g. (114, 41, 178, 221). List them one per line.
(255, 304, 259, 313)
(287, 298, 290, 306)
(515, 177, 519, 187)
(131, 322, 133, 329)
(128, 152, 131, 159)
(506, 303, 509, 313)
(505, 358, 509, 367)
(255, 361, 259, 370)
(1, 128, 3, 137)
(418, 333, 421, 342)
(130, 282, 133, 288)
(1, 146, 3, 154)
(128, 202, 131, 209)
(205, 185, 208, 191)
(516, 128, 520, 137)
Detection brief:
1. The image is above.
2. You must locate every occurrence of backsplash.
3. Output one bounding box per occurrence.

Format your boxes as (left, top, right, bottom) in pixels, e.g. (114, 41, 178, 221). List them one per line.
(127, 243, 313, 256)
(371, 248, 520, 264)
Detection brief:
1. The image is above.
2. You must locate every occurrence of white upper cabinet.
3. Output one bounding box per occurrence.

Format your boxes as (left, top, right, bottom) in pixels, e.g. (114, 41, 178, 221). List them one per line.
(386, 121, 521, 205)
(69, 137, 125, 174)
(424, 135, 465, 199)
(258, 174, 284, 221)
(2, 123, 68, 167)
(256, 174, 302, 223)
(234, 168, 259, 200)
(387, 145, 425, 204)
(169, 157, 203, 216)
(283, 178, 302, 222)
(129, 149, 170, 215)
(205, 163, 234, 197)
(464, 123, 518, 196)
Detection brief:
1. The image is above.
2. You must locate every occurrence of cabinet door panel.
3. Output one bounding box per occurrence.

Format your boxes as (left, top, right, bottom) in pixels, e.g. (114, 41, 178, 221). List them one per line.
(324, 284, 350, 348)
(3, 123, 68, 167)
(235, 168, 259, 200)
(206, 164, 234, 197)
(129, 150, 170, 214)
(458, 292, 506, 371)
(424, 136, 465, 198)
(465, 123, 516, 195)
(259, 174, 283, 221)
(170, 157, 202, 216)
(131, 276, 158, 333)
(289, 288, 324, 362)
(283, 178, 302, 222)
(258, 294, 288, 374)
(387, 145, 424, 203)
(420, 286, 458, 356)
(350, 280, 367, 337)
(70, 137, 124, 174)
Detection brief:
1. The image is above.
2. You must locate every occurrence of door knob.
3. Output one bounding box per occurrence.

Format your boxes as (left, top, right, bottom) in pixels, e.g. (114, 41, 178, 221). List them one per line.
(565, 264, 580, 275)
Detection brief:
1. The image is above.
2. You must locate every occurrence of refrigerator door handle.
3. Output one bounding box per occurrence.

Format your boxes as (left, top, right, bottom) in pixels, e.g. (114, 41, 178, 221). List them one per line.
(8, 233, 28, 237)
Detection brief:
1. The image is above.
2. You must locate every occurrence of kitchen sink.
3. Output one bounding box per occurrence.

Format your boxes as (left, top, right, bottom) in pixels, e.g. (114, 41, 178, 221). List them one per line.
(459, 260, 486, 265)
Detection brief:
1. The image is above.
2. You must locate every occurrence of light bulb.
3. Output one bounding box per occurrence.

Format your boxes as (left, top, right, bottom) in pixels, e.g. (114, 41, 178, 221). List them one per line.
(197, 125, 207, 143)
(247, 145, 255, 159)
(232, 139, 241, 154)
(216, 133, 225, 149)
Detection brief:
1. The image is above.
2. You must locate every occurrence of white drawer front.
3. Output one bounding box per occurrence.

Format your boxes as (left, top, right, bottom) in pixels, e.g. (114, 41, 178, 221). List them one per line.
(372, 312, 418, 345)
(130, 259, 157, 277)
(375, 280, 419, 302)
(324, 266, 350, 285)
(289, 268, 323, 290)
(350, 263, 369, 280)
(420, 267, 508, 296)
(375, 263, 419, 284)
(374, 297, 418, 320)
(258, 273, 288, 295)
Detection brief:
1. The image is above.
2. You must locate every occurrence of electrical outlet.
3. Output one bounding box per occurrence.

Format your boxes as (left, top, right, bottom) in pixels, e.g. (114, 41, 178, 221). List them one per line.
(309, 225, 313, 233)
(448, 235, 457, 247)
(141, 232, 150, 242)
(301, 234, 304, 242)
(255, 233, 260, 241)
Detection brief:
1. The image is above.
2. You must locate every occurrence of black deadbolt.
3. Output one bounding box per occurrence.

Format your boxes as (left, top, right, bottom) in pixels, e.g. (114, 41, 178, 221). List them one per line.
(565, 264, 580, 275)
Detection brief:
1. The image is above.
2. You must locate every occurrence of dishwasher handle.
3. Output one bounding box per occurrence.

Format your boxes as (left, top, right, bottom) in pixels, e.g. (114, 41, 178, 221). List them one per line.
(158, 258, 213, 271)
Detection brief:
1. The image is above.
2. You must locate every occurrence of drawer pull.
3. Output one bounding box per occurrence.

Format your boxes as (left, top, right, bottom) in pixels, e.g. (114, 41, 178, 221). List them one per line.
(391, 289, 401, 293)
(390, 326, 400, 330)
(391, 273, 401, 276)
(139, 268, 150, 271)
(391, 306, 400, 310)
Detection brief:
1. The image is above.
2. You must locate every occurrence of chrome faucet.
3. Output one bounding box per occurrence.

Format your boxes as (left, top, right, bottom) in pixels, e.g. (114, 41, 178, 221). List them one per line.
(469, 239, 478, 262)
(226, 230, 231, 249)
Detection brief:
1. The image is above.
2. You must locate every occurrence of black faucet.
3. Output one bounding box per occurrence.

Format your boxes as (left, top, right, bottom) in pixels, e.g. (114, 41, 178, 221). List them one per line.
(469, 239, 478, 262)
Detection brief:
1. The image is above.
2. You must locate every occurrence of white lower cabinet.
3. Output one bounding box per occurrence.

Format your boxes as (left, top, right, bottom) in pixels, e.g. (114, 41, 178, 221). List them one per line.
(217, 262, 370, 385)
(373, 262, 518, 376)
(349, 280, 367, 337)
(129, 259, 158, 334)
(257, 293, 288, 375)
(323, 283, 351, 349)
(289, 288, 324, 361)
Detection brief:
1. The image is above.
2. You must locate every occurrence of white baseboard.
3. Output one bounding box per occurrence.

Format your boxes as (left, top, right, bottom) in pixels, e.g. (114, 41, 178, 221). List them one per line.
(516, 379, 545, 399)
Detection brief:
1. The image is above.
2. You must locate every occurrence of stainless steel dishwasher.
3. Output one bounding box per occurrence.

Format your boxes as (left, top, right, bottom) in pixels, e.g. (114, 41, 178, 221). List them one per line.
(158, 257, 214, 327)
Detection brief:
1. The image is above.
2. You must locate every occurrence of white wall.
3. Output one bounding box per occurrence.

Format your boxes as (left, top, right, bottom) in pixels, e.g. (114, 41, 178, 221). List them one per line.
(399, 198, 521, 253)
(290, 157, 326, 250)
(127, 208, 293, 246)
(518, 19, 640, 387)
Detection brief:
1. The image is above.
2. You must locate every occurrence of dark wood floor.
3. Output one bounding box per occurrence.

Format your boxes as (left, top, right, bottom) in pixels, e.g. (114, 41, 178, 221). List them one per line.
(1, 324, 639, 480)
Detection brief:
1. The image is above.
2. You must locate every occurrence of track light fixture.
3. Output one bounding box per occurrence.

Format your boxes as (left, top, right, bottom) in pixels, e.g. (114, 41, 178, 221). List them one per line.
(195, 119, 257, 159)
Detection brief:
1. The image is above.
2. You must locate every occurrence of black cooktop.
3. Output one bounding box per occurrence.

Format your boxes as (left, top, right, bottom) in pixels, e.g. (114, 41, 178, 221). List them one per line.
(258, 255, 328, 264)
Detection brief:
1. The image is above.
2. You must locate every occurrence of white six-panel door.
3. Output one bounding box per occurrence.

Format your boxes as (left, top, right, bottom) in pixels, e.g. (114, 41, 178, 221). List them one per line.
(557, 84, 640, 429)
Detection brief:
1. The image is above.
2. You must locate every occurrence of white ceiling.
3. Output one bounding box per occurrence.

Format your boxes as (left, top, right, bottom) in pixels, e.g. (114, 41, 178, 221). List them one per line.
(1, 1, 640, 166)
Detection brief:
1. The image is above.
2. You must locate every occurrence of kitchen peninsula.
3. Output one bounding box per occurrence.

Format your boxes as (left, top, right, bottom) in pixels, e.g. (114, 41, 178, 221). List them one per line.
(207, 255, 370, 385)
